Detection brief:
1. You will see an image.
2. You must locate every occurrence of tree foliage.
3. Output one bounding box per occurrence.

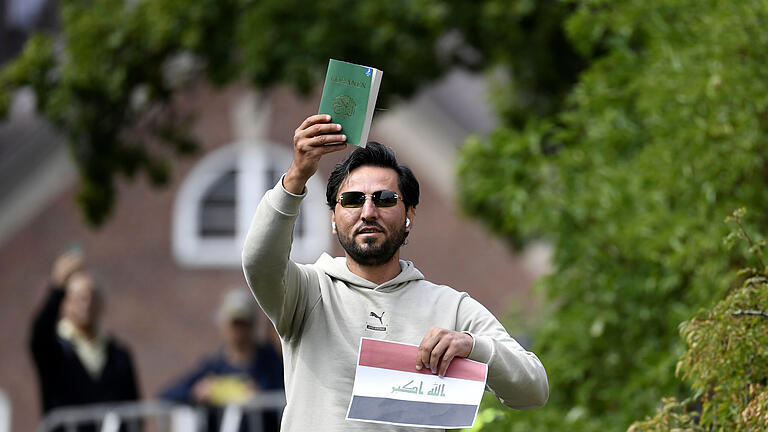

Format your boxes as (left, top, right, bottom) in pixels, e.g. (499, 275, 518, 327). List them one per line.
(628, 209, 768, 431)
(0, 0, 581, 225)
(10, 1, 766, 430)
(458, 1, 768, 431)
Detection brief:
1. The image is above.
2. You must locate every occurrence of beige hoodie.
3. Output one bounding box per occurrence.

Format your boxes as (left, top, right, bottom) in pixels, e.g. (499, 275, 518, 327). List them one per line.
(242, 179, 549, 431)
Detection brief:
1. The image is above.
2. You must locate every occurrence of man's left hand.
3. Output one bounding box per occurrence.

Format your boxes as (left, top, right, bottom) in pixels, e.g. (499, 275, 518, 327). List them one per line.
(416, 327, 473, 377)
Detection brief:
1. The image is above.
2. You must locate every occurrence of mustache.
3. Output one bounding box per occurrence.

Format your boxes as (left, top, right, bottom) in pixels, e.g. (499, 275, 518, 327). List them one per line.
(354, 222, 386, 235)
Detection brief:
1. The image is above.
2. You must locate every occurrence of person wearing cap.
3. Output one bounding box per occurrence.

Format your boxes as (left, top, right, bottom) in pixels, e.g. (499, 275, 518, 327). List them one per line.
(159, 288, 283, 432)
(30, 251, 140, 432)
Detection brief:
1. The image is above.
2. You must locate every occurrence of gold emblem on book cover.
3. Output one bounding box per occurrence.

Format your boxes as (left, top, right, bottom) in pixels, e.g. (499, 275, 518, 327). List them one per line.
(332, 95, 356, 118)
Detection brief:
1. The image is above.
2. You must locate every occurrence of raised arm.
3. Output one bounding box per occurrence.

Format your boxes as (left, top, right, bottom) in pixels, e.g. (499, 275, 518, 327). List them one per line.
(30, 252, 83, 411)
(30, 252, 83, 365)
(30, 287, 66, 372)
(242, 115, 346, 339)
(283, 114, 348, 194)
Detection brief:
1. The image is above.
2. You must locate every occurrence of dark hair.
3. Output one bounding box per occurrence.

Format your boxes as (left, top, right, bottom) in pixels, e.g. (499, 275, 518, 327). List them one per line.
(326, 142, 419, 211)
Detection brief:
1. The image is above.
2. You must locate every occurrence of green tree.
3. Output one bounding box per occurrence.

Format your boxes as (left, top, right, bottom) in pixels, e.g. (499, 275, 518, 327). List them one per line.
(628, 209, 768, 431)
(458, 0, 768, 431)
(0, 0, 581, 225)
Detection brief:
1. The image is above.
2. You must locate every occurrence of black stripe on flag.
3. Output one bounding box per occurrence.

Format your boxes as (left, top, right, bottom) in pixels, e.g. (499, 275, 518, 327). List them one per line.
(348, 396, 478, 428)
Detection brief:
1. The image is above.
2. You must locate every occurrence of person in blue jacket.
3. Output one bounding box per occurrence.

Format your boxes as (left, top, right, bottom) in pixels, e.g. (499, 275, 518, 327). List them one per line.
(160, 289, 284, 432)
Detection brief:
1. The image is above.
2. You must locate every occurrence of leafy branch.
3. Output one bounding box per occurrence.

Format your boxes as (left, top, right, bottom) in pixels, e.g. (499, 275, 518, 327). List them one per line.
(629, 208, 768, 431)
(731, 310, 768, 318)
(725, 207, 767, 275)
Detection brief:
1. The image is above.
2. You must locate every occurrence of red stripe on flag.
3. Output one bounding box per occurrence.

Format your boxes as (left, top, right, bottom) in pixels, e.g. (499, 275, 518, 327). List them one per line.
(358, 338, 486, 382)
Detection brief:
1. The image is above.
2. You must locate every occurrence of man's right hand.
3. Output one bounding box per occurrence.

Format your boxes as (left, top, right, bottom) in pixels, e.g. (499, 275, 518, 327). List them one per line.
(283, 115, 347, 194)
(51, 251, 84, 287)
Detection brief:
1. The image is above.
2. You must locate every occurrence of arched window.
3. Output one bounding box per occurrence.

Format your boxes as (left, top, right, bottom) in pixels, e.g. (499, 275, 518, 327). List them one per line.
(199, 169, 237, 237)
(172, 141, 330, 267)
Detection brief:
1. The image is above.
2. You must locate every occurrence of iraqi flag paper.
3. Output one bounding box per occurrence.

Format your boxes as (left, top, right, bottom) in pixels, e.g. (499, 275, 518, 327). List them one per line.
(346, 337, 488, 429)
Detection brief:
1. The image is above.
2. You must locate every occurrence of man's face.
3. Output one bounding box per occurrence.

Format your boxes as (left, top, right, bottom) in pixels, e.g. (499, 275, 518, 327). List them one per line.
(332, 166, 413, 266)
(63, 272, 102, 332)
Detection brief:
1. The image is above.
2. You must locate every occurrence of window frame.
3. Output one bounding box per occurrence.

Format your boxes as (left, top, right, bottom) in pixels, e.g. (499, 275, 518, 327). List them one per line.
(172, 141, 330, 268)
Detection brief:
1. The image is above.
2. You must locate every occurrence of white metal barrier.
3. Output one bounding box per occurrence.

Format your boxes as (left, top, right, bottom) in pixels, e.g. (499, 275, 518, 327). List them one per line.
(36, 391, 286, 432)
(0, 389, 10, 432)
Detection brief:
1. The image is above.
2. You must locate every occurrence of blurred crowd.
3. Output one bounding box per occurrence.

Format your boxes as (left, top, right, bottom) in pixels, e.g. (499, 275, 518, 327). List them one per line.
(28, 250, 285, 432)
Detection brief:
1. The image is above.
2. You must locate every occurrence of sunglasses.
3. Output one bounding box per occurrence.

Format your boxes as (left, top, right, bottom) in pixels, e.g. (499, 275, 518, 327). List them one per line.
(337, 190, 401, 208)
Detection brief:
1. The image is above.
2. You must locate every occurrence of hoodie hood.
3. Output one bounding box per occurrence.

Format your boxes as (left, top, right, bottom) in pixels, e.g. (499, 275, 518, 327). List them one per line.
(314, 253, 424, 292)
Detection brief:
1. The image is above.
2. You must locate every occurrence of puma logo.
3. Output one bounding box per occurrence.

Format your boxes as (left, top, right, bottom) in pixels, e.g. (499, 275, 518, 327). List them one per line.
(370, 311, 385, 325)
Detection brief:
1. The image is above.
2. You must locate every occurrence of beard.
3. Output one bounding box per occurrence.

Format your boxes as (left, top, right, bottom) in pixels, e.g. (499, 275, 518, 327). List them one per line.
(338, 221, 407, 266)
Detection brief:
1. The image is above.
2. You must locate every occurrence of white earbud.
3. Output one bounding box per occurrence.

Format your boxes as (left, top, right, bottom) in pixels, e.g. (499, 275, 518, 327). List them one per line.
(332, 221, 336, 231)
(405, 218, 411, 228)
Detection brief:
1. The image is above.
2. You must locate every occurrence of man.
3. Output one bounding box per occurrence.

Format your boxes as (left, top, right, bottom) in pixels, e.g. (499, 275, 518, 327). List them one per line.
(30, 251, 140, 432)
(242, 115, 549, 431)
(160, 288, 284, 432)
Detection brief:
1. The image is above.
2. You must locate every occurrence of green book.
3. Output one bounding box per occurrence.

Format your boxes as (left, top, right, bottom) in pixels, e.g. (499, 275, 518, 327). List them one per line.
(318, 59, 383, 147)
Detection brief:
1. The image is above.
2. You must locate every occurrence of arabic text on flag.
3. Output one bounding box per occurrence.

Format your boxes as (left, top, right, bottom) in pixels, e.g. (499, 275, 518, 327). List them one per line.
(346, 337, 488, 429)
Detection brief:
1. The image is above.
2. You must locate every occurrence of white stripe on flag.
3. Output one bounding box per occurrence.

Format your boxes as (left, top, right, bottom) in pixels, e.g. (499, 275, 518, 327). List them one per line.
(351, 365, 485, 406)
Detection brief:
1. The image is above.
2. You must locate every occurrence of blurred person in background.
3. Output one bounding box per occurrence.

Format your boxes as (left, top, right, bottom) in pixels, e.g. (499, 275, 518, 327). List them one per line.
(29, 250, 141, 432)
(159, 288, 284, 432)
